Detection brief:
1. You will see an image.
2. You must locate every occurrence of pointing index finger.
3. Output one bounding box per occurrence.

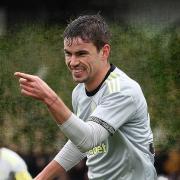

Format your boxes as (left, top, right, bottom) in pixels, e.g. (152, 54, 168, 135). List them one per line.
(14, 72, 34, 81)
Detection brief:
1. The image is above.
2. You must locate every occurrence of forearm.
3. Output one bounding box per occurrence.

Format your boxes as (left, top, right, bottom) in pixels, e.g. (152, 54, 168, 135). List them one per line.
(35, 141, 85, 180)
(45, 94, 72, 125)
(44, 94, 109, 153)
(58, 114, 109, 152)
(34, 160, 66, 180)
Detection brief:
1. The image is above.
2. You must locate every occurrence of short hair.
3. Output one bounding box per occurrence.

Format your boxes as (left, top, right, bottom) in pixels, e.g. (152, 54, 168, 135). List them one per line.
(63, 14, 111, 51)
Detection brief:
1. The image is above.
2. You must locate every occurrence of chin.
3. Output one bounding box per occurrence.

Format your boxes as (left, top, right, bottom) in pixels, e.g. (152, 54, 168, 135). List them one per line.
(73, 77, 87, 83)
(74, 79, 85, 83)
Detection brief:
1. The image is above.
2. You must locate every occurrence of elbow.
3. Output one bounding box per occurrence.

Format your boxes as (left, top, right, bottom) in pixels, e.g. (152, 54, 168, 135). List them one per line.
(76, 137, 95, 153)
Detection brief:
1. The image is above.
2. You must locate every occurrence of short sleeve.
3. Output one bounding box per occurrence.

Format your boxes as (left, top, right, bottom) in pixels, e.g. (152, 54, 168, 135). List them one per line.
(90, 91, 136, 132)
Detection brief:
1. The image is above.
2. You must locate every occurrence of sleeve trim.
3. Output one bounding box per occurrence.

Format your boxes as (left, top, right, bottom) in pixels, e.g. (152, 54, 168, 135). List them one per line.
(88, 116, 115, 135)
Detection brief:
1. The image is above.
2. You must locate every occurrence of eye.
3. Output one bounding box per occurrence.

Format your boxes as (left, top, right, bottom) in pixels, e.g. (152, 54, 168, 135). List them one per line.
(64, 51, 71, 57)
(78, 52, 85, 56)
(77, 51, 88, 57)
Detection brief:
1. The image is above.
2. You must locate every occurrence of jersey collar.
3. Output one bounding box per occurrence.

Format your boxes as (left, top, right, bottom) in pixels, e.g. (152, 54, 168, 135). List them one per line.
(85, 64, 116, 97)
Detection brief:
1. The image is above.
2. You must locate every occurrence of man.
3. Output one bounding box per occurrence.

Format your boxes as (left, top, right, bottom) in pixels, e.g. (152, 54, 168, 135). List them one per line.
(0, 147, 32, 180)
(15, 14, 157, 180)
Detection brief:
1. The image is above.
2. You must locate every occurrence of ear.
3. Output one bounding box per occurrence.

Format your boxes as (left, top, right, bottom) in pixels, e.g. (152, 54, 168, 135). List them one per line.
(101, 44, 110, 60)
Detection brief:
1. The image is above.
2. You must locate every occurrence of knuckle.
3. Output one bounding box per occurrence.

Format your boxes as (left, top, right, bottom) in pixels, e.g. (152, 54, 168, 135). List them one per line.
(21, 89, 25, 94)
(34, 75, 40, 81)
(19, 78, 23, 82)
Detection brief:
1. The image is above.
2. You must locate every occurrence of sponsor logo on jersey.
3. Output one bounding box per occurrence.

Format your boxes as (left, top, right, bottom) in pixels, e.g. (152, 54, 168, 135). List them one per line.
(88, 143, 107, 156)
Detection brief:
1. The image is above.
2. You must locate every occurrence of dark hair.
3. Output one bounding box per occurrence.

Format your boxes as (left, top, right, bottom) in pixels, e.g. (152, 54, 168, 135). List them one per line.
(63, 14, 111, 51)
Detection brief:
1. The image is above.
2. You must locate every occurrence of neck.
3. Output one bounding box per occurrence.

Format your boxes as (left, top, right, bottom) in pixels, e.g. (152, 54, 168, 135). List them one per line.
(85, 63, 111, 92)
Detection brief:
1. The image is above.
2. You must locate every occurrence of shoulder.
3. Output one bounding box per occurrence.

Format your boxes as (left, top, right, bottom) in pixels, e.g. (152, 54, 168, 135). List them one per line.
(103, 67, 147, 109)
(105, 67, 142, 96)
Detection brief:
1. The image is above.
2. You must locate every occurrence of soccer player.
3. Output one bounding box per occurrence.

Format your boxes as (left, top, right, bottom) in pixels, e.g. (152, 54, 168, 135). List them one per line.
(15, 14, 157, 180)
(0, 147, 32, 180)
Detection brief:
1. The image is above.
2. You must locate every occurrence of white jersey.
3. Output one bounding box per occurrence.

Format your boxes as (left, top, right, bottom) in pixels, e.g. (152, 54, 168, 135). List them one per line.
(0, 148, 31, 180)
(72, 65, 157, 180)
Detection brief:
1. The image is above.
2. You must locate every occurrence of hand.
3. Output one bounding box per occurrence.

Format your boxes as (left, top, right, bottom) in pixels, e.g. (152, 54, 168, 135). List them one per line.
(14, 72, 57, 105)
(15, 72, 71, 124)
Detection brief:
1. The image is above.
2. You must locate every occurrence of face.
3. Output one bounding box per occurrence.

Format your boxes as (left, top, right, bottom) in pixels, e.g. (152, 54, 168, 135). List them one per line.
(64, 37, 105, 87)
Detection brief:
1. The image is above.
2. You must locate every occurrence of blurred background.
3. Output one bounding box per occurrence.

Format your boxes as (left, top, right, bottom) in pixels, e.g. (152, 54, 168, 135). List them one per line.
(0, 0, 179, 179)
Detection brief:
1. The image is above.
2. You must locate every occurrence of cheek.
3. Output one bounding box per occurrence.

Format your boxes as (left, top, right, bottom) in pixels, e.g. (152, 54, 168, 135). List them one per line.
(65, 61, 71, 71)
(65, 59, 70, 66)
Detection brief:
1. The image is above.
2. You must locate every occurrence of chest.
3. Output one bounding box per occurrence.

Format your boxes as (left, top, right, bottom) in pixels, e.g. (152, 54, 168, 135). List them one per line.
(76, 97, 98, 121)
(74, 85, 107, 121)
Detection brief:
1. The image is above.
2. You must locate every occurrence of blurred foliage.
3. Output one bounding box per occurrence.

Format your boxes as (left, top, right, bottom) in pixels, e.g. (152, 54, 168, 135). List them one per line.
(0, 22, 179, 154)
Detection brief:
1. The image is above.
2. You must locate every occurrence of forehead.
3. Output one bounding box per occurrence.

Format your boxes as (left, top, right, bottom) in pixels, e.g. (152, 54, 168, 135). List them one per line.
(64, 37, 95, 50)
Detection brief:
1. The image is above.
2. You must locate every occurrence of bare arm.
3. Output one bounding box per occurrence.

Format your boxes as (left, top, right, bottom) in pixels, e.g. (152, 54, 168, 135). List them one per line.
(14, 72, 109, 152)
(34, 139, 86, 180)
(34, 160, 66, 180)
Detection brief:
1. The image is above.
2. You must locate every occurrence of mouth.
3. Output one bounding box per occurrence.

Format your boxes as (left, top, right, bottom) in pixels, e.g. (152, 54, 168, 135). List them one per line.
(72, 67, 85, 77)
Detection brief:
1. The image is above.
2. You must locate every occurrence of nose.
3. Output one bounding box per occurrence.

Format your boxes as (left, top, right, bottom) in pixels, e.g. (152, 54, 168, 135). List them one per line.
(69, 55, 80, 67)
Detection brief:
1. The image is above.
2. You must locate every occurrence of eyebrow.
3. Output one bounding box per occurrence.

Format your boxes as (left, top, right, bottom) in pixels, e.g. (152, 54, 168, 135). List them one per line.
(64, 49, 71, 54)
(64, 49, 89, 55)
